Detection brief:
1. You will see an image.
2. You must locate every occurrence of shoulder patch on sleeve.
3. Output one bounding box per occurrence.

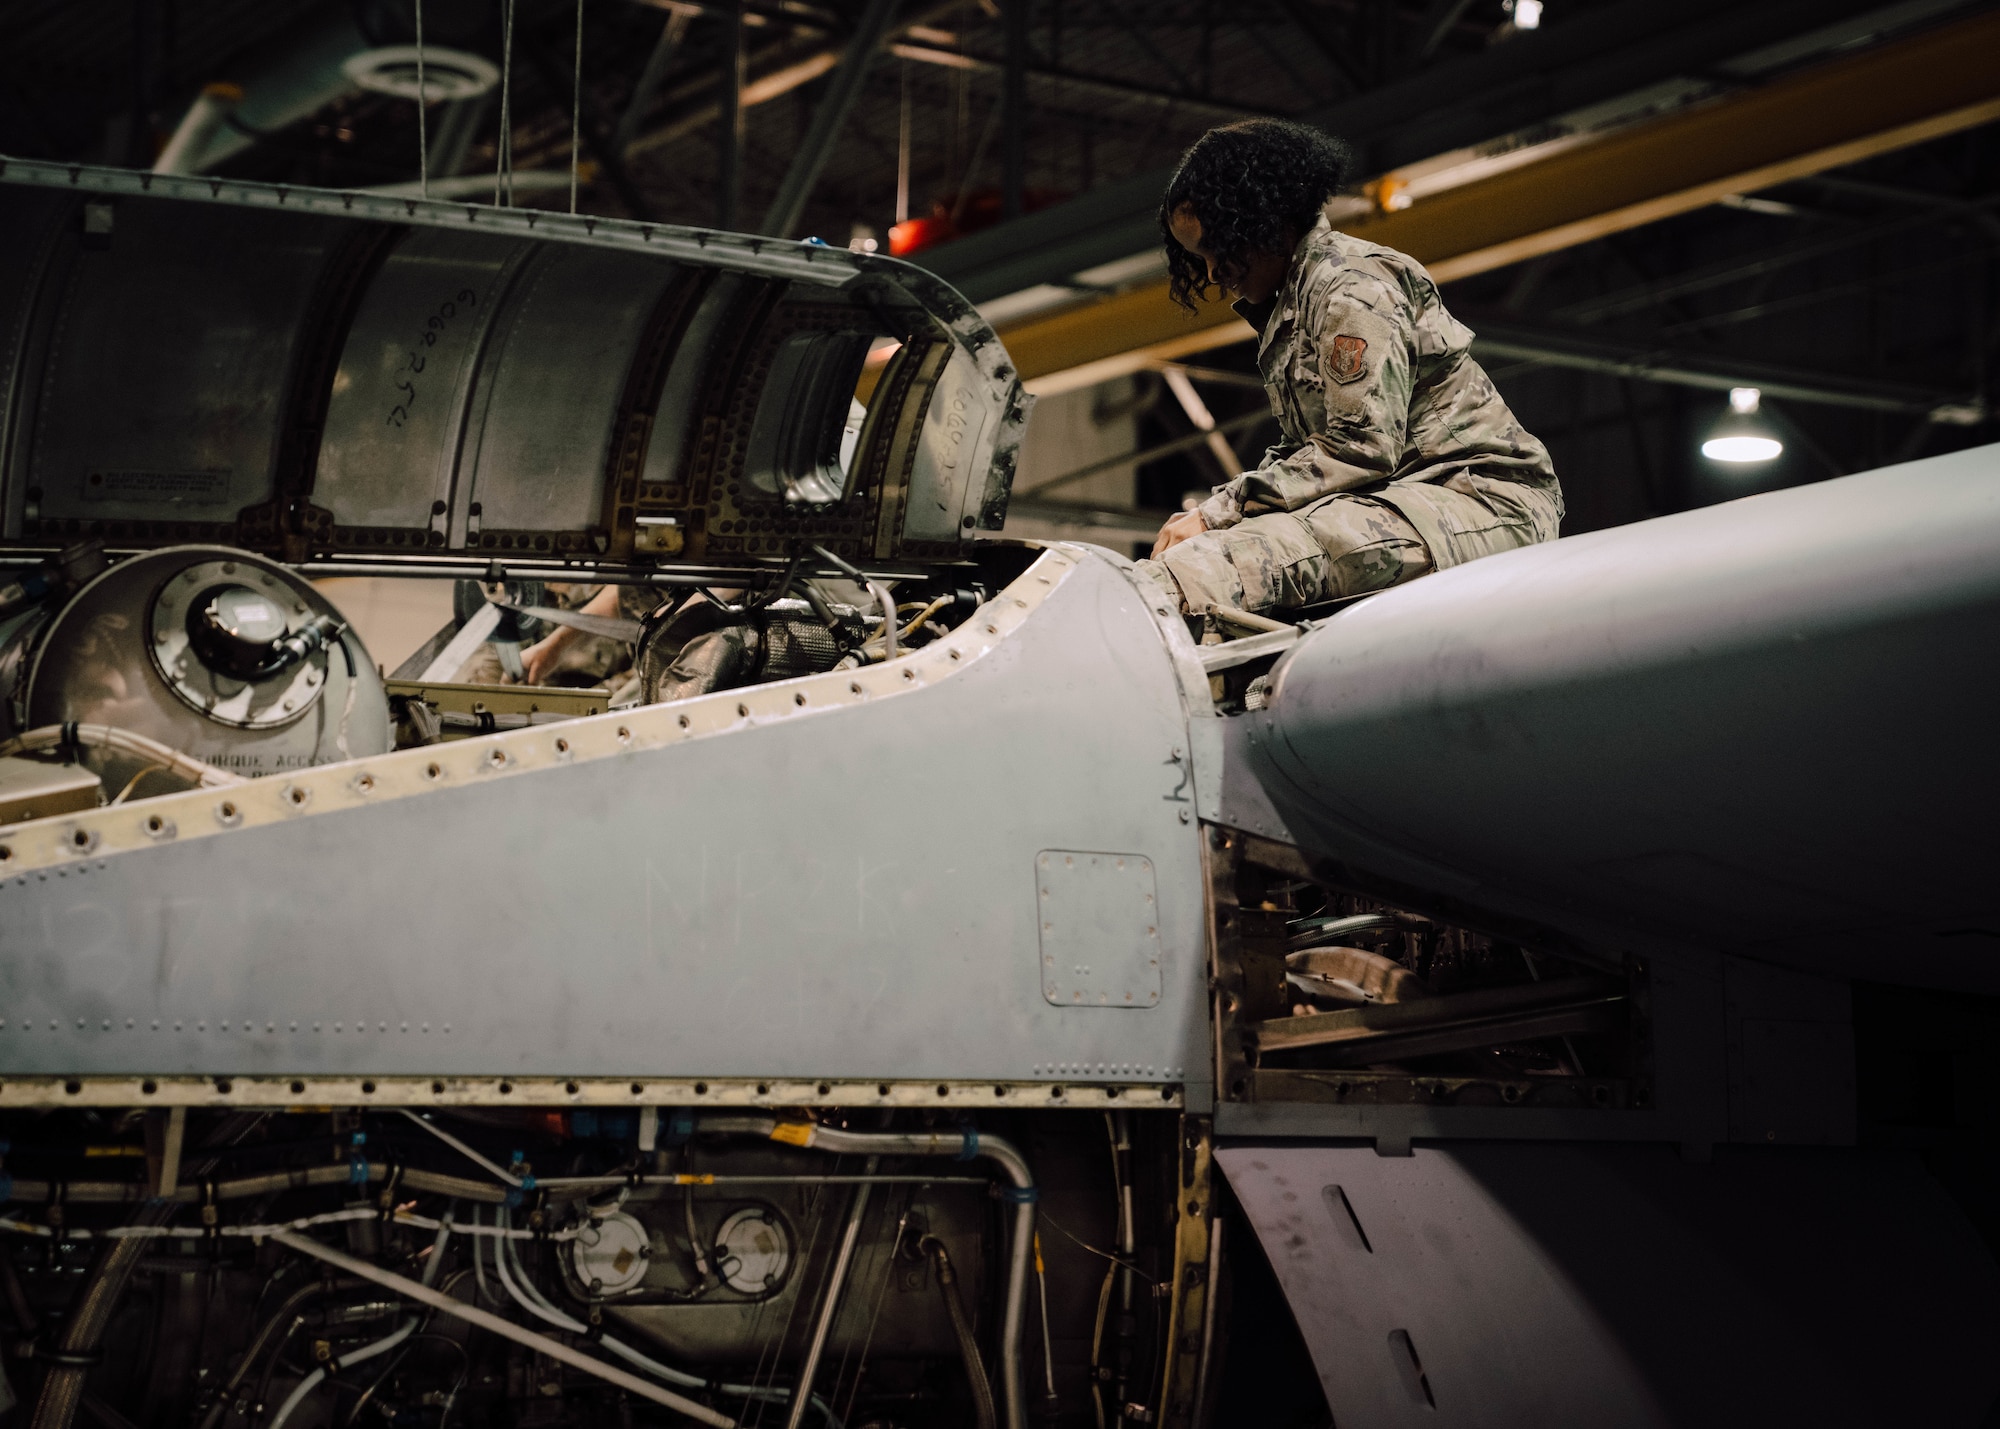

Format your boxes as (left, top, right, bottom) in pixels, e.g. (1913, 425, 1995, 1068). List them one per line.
(1330, 334, 1368, 385)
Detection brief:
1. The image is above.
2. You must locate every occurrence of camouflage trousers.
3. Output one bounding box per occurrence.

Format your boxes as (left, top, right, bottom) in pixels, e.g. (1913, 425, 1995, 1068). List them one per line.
(1135, 493, 1433, 616)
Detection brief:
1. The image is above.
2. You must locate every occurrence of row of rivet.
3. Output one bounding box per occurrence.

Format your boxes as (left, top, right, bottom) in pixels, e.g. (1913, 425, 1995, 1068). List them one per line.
(0, 550, 1074, 876)
(0, 1070, 1181, 1109)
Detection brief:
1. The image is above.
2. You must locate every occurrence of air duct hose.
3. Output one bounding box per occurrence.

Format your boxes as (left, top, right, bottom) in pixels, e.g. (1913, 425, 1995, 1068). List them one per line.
(28, 1202, 175, 1429)
(923, 1235, 998, 1429)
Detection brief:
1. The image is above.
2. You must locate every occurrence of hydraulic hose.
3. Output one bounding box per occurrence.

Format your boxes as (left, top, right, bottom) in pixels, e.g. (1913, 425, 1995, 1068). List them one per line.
(923, 1236, 998, 1429)
(193, 1277, 364, 1429)
(697, 1115, 1037, 1429)
(28, 1201, 174, 1429)
(0, 723, 244, 788)
(267, 1216, 454, 1429)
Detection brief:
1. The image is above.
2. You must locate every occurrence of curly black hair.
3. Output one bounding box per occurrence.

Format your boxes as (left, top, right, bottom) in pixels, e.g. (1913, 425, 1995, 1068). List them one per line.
(1159, 119, 1355, 312)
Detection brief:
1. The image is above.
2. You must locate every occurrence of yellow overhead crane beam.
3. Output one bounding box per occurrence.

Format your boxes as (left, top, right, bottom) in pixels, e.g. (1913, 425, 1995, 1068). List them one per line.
(998, 7, 2000, 396)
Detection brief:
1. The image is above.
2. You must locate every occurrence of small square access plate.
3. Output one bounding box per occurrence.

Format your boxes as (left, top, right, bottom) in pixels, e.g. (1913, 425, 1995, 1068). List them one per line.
(1036, 850, 1163, 1008)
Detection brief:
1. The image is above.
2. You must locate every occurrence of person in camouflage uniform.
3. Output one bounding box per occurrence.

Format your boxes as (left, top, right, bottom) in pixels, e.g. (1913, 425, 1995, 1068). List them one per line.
(1136, 119, 1562, 617)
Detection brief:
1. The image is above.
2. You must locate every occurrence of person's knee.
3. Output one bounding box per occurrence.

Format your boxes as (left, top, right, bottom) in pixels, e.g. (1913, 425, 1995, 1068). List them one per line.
(1304, 497, 1432, 598)
(1151, 529, 1249, 614)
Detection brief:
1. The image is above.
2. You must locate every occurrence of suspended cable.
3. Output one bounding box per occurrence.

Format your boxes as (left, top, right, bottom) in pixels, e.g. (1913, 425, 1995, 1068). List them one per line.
(495, 0, 515, 206)
(415, 0, 429, 199)
(570, 0, 585, 214)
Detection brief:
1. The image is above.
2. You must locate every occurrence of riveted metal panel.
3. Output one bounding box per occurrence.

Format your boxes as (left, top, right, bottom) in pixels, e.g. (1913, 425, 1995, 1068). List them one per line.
(0, 548, 1209, 1096)
(1035, 849, 1163, 1008)
(0, 159, 1030, 567)
(0, 188, 73, 539)
(315, 226, 530, 536)
(26, 200, 350, 531)
(457, 244, 681, 540)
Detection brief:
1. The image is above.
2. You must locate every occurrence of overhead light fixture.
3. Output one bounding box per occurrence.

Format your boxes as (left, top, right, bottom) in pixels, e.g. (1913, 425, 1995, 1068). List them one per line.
(343, 46, 500, 103)
(1702, 387, 1784, 464)
(1506, 0, 1544, 30)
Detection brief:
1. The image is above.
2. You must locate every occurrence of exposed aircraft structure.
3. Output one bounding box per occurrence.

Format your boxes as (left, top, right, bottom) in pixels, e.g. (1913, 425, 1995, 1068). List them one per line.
(0, 161, 1995, 1429)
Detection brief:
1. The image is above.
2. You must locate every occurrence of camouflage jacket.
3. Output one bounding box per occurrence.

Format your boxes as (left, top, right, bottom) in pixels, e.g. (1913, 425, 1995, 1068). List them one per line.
(1196, 218, 1562, 567)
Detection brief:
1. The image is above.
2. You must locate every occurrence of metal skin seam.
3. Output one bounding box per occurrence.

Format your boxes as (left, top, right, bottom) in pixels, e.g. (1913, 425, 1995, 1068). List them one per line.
(0, 156, 1027, 406)
(0, 544, 1080, 876)
(0, 157, 867, 288)
(0, 1074, 1184, 1111)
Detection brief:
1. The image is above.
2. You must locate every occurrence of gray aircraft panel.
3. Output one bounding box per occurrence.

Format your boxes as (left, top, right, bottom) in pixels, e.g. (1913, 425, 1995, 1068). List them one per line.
(0, 548, 1209, 1092)
(1238, 442, 2000, 987)
(1218, 1141, 2000, 1428)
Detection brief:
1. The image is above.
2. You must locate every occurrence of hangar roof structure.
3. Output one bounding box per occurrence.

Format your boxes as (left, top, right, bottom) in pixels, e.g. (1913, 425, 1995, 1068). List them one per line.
(3, 0, 1995, 544)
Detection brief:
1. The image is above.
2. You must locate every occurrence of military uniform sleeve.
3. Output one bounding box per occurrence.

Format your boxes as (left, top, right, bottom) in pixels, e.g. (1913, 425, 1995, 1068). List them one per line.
(1196, 266, 1415, 531)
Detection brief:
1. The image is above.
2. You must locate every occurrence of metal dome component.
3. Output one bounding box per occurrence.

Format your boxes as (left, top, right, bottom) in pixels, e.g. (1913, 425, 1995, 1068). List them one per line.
(6, 546, 391, 788)
(151, 560, 332, 727)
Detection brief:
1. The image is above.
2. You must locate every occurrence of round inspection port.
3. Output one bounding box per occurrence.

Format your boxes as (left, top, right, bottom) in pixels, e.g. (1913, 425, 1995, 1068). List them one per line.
(714, 1207, 792, 1295)
(616, 726, 631, 744)
(424, 762, 443, 781)
(794, 691, 806, 706)
(677, 714, 691, 729)
(0, 845, 11, 862)
(286, 786, 309, 807)
(487, 748, 507, 769)
(216, 800, 241, 827)
(554, 737, 569, 755)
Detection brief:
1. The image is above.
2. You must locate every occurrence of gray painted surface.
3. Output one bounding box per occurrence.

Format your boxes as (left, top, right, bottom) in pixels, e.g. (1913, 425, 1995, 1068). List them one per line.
(0, 552, 1209, 1091)
(1219, 1141, 2000, 1428)
(1240, 443, 2000, 990)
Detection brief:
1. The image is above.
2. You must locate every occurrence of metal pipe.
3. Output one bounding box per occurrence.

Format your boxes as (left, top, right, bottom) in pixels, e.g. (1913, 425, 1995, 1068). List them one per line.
(153, 83, 244, 174)
(1190, 1218, 1223, 1426)
(267, 1215, 453, 1429)
(784, 1156, 878, 1429)
(268, 1230, 734, 1426)
(703, 1116, 1037, 1429)
(2, 1162, 507, 1207)
(1112, 1111, 1135, 1428)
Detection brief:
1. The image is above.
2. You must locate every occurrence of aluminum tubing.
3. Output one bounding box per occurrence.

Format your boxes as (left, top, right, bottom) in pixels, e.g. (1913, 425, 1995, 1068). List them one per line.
(703, 1117, 1036, 1429)
(267, 1231, 733, 1427)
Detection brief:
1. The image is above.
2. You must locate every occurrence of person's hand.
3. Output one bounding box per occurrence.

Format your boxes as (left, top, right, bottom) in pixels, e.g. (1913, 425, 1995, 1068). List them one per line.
(520, 630, 571, 686)
(1151, 507, 1207, 558)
